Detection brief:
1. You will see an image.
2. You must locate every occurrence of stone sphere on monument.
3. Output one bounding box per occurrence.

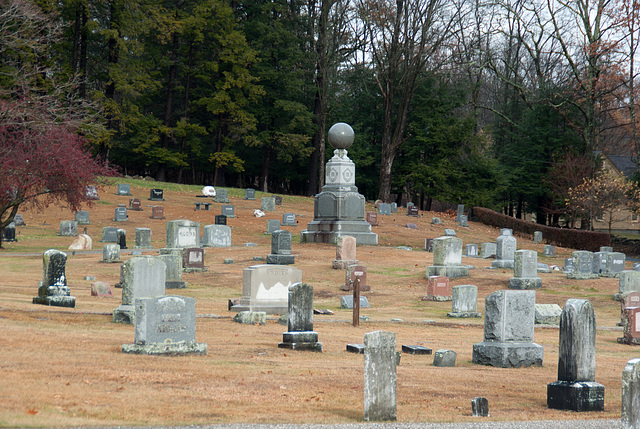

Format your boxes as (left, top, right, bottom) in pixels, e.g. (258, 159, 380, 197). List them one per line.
(328, 122, 354, 150)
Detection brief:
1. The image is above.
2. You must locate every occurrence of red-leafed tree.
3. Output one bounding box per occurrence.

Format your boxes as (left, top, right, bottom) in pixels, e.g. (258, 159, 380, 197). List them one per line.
(0, 0, 115, 247)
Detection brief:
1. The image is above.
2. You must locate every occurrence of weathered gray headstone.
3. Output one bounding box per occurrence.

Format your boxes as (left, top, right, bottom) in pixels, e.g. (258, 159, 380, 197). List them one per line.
(465, 244, 478, 257)
(433, 349, 457, 367)
(267, 230, 295, 264)
(364, 331, 397, 421)
(547, 299, 604, 411)
(116, 183, 131, 196)
(622, 358, 640, 429)
(444, 229, 456, 236)
(426, 236, 469, 279)
(122, 295, 207, 355)
(340, 295, 371, 309)
(203, 224, 232, 248)
(266, 219, 281, 234)
(533, 231, 543, 244)
(564, 257, 574, 274)
(391, 202, 398, 213)
(544, 245, 555, 257)
(602, 252, 626, 278)
(59, 220, 78, 237)
(13, 214, 25, 226)
(447, 285, 481, 318)
(282, 213, 296, 226)
(114, 206, 128, 222)
(378, 203, 391, 215)
(33, 249, 75, 307)
(233, 311, 266, 325)
(134, 228, 152, 249)
(166, 220, 200, 248)
(492, 231, 517, 269)
(278, 283, 322, 352)
(459, 215, 468, 227)
(456, 204, 464, 223)
(232, 264, 302, 314)
(535, 303, 563, 325)
(244, 188, 256, 200)
(214, 188, 229, 203)
(101, 227, 119, 243)
(481, 242, 497, 259)
(75, 211, 90, 225)
(509, 250, 542, 289)
(273, 195, 283, 205)
(101, 243, 121, 263)
(567, 251, 599, 279)
(601, 246, 614, 253)
(221, 205, 236, 218)
(157, 253, 185, 289)
(261, 197, 276, 212)
(592, 251, 608, 275)
(473, 290, 543, 367)
(332, 235, 358, 269)
(431, 217, 442, 225)
(616, 271, 640, 301)
(113, 256, 166, 324)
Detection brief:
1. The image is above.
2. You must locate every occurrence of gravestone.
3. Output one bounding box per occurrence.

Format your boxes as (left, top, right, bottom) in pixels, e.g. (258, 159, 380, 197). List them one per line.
(363, 331, 397, 421)
(59, 220, 78, 237)
(618, 306, 640, 345)
(116, 228, 127, 250)
(564, 258, 574, 274)
(149, 188, 164, 201)
(340, 295, 370, 309)
(266, 219, 281, 234)
(444, 229, 456, 236)
(378, 203, 391, 215)
(391, 203, 398, 213)
(85, 185, 99, 200)
(113, 256, 166, 324)
(424, 238, 433, 252)
(465, 244, 479, 258)
(278, 283, 322, 352)
(134, 228, 152, 249)
(491, 230, 517, 269)
(619, 292, 640, 326)
(101, 226, 118, 243)
(13, 214, 25, 226)
(459, 215, 468, 227)
(202, 224, 232, 248)
(481, 242, 497, 259)
(407, 202, 415, 208)
(244, 188, 256, 200)
(472, 290, 543, 368)
(157, 253, 186, 289)
(114, 206, 128, 222)
(592, 251, 608, 275)
(101, 243, 121, 263)
(533, 231, 543, 244)
(535, 303, 563, 325)
(221, 205, 236, 218)
(426, 236, 469, 279)
(332, 235, 357, 269)
(447, 285, 482, 318)
(116, 183, 131, 196)
(129, 198, 143, 211)
(282, 213, 296, 226)
(232, 265, 302, 314)
(366, 212, 379, 226)
(273, 195, 283, 205)
(425, 276, 451, 302)
(431, 217, 442, 225)
(215, 215, 227, 225)
(472, 397, 489, 417)
(150, 206, 165, 219)
(261, 197, 276, 212)
(544, 245, 555, 257)
(615, 271, 640, 301)
(433, 349, 457, 367)
(602, 252, 626, 278)
(547, 299, 605, 411)
(508, 250, 542, 289)
(182, 248, 205, 272)
(406, 223, 418, 230)
(341, 264, 369, 291)
(33, 249, 75, 307)
(214, 188, 229, 203)
(91, 281, 112, 297)
(407, 206, 419, 217)
(69, 232, 92, 250)
(166, 220, 200, 248)
(2, 222, 16, 242)
(567, 251, 599, 279)
(122, 295, 207, 355)
(233, 311, 266, 325)
(267, 230, 295, 264)
(75, 211, 90, 225)
(601, 246, 614, 253)
(622, 358, 640, 429)
(402, 345, 432, 355)
(300, 123, 377, 245)
(456, 204, 464, 223)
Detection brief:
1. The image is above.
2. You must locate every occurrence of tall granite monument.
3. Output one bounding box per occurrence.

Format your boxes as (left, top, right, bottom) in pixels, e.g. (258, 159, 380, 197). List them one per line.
(301, 123, 378, 245)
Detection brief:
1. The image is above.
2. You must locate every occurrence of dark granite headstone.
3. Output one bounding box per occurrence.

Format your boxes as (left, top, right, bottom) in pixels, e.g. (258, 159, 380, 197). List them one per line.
(244, 188, 256, 200)
(149, 188, 164, 201)
(33, 249, 75, 307)
(278, 283, 322, 351)
(215, 215, 227, 225)
(471, 397, 489, 417)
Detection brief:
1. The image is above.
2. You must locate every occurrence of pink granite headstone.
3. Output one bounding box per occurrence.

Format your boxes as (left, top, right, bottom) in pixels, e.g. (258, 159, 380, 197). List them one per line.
(332, 236, 358, 269)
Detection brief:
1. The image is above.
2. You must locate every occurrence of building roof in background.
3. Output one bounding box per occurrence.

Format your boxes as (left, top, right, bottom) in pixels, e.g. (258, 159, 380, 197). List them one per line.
(606, 155, 638, 178)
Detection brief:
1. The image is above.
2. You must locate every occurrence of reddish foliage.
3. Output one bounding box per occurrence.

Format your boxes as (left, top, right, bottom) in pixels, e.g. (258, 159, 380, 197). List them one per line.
(0, 125, 116, 232)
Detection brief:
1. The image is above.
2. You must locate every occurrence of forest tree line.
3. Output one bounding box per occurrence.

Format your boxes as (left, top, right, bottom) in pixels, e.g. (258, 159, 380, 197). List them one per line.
(2, 0, 640, 226)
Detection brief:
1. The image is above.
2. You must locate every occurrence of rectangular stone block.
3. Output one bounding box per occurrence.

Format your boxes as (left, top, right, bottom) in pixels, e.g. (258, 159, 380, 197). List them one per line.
(364, 331, 397, 421)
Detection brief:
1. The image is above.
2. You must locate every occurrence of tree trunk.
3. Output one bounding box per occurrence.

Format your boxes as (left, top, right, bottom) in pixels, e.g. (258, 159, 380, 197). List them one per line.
(261, 147, 271, 192)
(157, 32, 180, 182)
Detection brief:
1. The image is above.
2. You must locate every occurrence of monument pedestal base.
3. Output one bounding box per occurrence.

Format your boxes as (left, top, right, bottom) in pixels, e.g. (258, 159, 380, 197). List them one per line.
(166, 281, 187, 289)
(472, 341, 543, 368)
(301, 220, 378, 245)
(491, 260, 515, 269)
(122, 341, 207, 356)
(567, 273, 599, 280)
(278, 331, 323, 352)
(266, 254, 295, 264)
(447, 311, 482, 318)
(426, 265, 469, 279)
(113, 304, 135, 324)
(508, 277, 542, 289)
(547, 381, 605, 411)
(617, 336, 640, 345)
(33, 295, 75, 308)
(332, 259, 358, 269)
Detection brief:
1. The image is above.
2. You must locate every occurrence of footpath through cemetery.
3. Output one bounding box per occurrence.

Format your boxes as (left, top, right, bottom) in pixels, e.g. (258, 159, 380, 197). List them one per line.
(1, 131, 639, 427)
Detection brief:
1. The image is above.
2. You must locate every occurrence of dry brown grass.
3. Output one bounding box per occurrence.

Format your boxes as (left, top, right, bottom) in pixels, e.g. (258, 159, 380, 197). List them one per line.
(0, 179, 637, 427)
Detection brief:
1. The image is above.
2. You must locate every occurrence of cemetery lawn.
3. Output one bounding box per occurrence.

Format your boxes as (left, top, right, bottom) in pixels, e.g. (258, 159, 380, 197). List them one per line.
(0, 178, 634, 427)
